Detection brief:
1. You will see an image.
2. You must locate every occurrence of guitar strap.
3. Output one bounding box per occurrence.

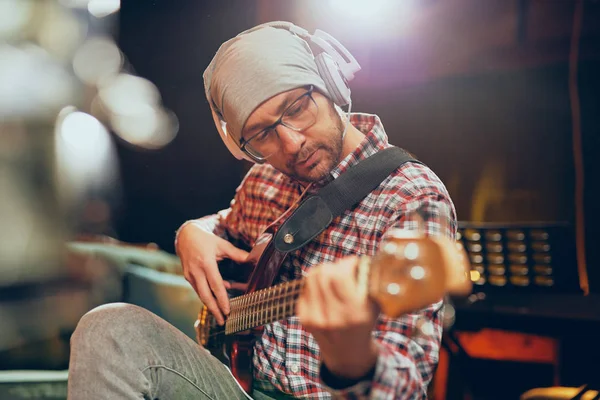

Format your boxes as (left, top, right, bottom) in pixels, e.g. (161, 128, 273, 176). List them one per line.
(273, 146, 420, 253)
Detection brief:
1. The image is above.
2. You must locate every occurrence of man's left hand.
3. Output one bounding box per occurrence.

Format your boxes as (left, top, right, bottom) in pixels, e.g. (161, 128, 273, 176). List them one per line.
(296, 256, 380, 380)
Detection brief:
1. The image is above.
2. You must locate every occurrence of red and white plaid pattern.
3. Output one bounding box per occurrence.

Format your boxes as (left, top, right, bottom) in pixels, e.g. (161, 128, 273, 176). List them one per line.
(196, 113, 457, 399)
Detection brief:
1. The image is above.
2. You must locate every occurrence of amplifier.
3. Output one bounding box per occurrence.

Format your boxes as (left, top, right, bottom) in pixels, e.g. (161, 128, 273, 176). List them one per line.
(457, 222, 582, 294)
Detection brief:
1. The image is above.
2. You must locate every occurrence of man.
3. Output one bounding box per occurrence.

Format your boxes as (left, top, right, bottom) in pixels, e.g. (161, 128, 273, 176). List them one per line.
(68, 22, 457, 399)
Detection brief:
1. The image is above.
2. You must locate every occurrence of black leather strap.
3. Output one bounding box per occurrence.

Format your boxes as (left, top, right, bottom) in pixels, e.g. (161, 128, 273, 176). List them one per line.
(274, 147, 419, 252)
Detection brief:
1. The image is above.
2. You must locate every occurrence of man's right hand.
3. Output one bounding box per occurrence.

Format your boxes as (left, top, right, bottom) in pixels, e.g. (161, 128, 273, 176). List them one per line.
(175, 221, 249, 325)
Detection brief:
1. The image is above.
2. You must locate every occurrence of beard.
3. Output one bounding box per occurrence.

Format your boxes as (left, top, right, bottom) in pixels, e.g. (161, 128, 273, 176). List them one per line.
(285, 105, 345, 183)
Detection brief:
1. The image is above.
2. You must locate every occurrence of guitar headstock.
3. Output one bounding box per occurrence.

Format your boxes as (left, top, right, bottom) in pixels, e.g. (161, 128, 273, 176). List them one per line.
(368, 229, 472, 318)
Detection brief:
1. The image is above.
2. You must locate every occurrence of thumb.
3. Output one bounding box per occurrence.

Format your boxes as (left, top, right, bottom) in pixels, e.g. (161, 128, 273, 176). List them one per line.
(221, 240, 250, 263)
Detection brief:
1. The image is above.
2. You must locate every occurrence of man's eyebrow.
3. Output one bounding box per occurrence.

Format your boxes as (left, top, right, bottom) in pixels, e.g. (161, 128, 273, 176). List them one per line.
(243, 91, 299, 136)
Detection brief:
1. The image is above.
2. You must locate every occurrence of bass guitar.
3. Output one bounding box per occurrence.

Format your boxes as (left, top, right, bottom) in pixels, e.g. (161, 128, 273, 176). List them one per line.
(194, 226, 472, 393)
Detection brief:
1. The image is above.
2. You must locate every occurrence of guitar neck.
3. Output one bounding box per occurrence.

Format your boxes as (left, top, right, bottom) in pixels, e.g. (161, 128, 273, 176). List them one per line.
(224, 279, 304, 335)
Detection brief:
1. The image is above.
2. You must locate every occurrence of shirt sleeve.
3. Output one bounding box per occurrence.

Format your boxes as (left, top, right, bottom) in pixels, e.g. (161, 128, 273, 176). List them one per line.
(321, 182, 457, 399)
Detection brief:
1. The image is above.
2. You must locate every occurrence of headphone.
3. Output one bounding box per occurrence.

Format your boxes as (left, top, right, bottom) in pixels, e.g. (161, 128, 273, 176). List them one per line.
(210, 21, 361, 163)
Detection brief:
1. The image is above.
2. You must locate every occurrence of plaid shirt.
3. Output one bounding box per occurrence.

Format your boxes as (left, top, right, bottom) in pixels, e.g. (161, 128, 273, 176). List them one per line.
(195, 113, 457, 399)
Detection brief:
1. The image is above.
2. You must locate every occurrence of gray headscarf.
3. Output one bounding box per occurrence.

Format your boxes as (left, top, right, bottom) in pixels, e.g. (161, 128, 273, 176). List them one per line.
(203, 22, 331, 145)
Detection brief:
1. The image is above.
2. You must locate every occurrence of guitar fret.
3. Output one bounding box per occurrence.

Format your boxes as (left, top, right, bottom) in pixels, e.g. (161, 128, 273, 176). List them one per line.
(278, 284, 284, 321)
(247, 293, 251, 330)
(244, 295, 249, 331)
(281, 284, 286, 319)
(254, 292, 260, 327)
(269, 287, 274, 323)
(240, 296, 244, 331)
(248, 293, 253, 330)
(259, 290, 266, 325)
(255, 292, 260, 327)
(229, 300, 233, 332)
(250, 292, 256, 329)
(284, 284, 290, 317)
(259, 291, 264, 327)
(249, 293, 253, 329)
(255, 291, 260, 327)
(262, 289, 267, 326)
(226, 279, 308, 334)
(231, 299, 236, 333)
(233, 301, 239, 332)
(256, 292, 261, 326)
(237, 297, 242, 332)
(261, 290, 267, 327)
(287, 283, 293, 318)
(284, 283, 289, 318)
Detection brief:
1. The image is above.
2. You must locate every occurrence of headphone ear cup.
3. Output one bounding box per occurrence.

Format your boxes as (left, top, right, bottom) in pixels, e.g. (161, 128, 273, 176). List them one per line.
(210, 109, 256, 162)
(314, 52, 351, 107)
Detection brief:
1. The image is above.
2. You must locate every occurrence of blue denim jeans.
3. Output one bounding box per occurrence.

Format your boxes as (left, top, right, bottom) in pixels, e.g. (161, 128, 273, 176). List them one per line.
(67, 303, 292, 400)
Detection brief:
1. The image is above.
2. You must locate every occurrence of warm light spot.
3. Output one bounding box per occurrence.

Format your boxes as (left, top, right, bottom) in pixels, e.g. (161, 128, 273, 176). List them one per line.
(73, 37, 122, 85)
(0, 0, 32, 37)
(99, 74, 160, 114)
(110, 106, 178, 149)
(60, 111, 107, 152)
(470, 270, 481, 282)
(328, 0, 398, 20)
(55, 108, 118, 201)
(383, 242, 398, 255)
(410, 265, 426, 280)
(59, 0, 91, 8)
(404, 242, 419, 260)
(387, 283, 401, 295)
(88, 0, 120, 18)
(419, 321, 435, 336)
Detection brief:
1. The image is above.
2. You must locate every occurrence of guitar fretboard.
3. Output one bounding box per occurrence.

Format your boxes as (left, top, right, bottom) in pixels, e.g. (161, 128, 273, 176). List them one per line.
(224, 279, 304, 335)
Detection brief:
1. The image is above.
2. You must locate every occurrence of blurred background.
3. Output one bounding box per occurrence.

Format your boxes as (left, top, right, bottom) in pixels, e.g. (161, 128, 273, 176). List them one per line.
(1, 0, 599, 399)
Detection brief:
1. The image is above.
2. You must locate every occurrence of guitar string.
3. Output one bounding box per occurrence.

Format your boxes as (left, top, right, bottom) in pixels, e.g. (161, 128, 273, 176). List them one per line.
(207, 293, 300, 337)
(206, 281, 304, 338)
(229, 280, 303, 311)
(227, 282, 303, 332)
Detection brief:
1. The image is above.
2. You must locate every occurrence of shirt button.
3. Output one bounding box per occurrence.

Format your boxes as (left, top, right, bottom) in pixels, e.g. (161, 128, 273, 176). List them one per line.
(289, 363, 300, 374)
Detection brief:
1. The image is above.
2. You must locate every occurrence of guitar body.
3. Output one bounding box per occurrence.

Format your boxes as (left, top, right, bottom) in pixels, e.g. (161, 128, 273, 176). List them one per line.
(201, 326, 257, 393)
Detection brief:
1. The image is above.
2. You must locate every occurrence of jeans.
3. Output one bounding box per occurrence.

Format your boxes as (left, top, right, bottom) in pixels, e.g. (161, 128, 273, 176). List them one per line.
(67, 303, 291, 400)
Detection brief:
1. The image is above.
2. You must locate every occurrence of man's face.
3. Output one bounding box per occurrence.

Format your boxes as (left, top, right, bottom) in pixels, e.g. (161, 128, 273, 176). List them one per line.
(241, 87, 345, 183)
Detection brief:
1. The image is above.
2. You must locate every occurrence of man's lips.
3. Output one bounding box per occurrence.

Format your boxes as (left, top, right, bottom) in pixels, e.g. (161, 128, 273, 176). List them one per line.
(297, 149, 319, 166)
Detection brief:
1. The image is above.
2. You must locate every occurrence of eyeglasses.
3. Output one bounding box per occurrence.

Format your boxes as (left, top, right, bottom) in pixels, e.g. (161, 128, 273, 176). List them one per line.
(240, 85, 318, 161)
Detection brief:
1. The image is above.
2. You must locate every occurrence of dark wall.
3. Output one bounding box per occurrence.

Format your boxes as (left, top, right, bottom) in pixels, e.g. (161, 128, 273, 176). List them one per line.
(115, 1, 258, 252)
(355, 64, 577, 224)
(114, 0, 599, 289)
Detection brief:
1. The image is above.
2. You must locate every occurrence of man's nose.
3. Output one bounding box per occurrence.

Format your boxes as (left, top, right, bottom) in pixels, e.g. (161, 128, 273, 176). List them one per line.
(277, 125, 306, 155)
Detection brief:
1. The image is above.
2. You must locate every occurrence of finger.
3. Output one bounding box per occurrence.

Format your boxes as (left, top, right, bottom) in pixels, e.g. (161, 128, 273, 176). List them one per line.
(182, 262, 200, 294)
(196, 275, 225, 325)
(205, 260, 230, 315)
(328, 268, 355, 304)
(228, 281, 248, 291)
(303, 269, 328, 327)
(220, 240, 250, 263)
(222, 280, 248, 291)
(296, 294, 308, 322)
(315, 268, 344, 324)
(330, 257, 360, 302)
